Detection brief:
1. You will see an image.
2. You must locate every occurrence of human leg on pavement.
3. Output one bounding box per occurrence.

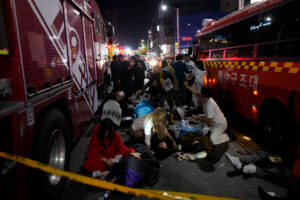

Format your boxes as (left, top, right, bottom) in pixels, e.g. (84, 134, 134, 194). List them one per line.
(210, 124, 230, 145)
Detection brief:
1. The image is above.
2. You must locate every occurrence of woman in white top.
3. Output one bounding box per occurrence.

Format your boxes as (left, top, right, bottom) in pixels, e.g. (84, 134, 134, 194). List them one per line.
(130, 108, 177, 151)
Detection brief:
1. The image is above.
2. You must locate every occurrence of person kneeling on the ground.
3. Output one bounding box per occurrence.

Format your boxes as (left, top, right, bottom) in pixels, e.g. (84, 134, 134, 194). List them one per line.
(184, 83, 229, 145)
(130, 107, 177, 158)
(84, 100, 141, 183)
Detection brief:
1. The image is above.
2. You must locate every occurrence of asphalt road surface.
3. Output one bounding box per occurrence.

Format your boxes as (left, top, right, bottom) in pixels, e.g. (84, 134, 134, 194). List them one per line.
(62, 118, 287, 200)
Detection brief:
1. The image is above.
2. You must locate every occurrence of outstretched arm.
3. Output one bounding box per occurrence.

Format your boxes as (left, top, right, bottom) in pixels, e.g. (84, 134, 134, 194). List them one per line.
(184, 81, 201, 96)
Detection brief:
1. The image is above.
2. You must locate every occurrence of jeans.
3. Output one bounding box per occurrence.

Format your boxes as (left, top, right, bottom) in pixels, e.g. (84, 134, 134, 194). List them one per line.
(160, 90, 175, 113)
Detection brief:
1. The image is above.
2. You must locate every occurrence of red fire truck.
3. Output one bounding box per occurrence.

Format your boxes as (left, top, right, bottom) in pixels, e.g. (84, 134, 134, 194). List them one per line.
(0, 0, 110, 199)
(194, 0, 300, 148)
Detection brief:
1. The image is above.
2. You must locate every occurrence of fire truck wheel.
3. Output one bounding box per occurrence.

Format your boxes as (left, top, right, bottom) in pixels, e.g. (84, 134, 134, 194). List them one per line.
(260, 112, 284, 150)
(32, 108, 71, 199)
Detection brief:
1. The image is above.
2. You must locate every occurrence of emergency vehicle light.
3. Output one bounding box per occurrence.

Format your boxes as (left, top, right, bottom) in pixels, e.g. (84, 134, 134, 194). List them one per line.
(252, 104, 257, 113)
(253, 90, 258, 96)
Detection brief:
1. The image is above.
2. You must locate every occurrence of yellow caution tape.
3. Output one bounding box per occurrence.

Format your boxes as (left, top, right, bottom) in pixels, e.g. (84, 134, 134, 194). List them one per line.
(0, 152, 238, 200)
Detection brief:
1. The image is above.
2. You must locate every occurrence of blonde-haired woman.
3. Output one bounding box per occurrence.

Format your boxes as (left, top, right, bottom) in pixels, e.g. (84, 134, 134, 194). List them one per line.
(131, 108, 177, 158)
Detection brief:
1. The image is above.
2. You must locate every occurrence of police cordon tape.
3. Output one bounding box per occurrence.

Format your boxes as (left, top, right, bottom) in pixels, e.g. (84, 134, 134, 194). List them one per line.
(0, 152, 239, 200)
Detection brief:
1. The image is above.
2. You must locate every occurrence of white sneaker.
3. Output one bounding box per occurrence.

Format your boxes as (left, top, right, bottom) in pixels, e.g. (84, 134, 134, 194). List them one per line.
(196, 151, 207, 159)
(226, 153, 242, 170)
(243, 163, 257, 174)
(182, 105, 188, 109)
(176, 107, 185, 118)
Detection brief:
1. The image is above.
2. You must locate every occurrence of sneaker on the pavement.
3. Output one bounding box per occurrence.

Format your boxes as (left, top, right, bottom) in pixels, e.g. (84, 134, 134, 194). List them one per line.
(226, 153, 243, 170)
(243, 163, 257, 174)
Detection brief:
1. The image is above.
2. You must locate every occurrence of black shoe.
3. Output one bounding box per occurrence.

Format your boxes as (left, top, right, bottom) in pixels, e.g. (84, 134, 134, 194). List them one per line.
(258, 186, 285, 200)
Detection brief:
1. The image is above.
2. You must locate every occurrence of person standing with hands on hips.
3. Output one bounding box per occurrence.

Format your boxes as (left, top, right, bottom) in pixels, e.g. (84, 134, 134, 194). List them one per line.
(184, 82, 230, 145)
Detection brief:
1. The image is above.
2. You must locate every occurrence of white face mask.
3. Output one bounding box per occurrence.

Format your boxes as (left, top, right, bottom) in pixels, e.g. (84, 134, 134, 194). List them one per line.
(118, 91, 125, 97)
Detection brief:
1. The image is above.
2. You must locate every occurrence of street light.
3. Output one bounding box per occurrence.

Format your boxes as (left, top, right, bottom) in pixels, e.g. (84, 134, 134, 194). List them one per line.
(161, 5, 167, 11)
(161, 4, 180, 55)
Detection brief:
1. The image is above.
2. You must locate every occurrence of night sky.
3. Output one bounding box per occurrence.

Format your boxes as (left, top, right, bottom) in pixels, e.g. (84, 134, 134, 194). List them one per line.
(98, 0, 160, 49)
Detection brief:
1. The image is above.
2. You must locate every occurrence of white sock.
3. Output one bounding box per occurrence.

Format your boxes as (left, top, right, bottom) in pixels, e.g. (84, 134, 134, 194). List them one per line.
(226, 153, 242, 170)
(243, 163, 257, 174)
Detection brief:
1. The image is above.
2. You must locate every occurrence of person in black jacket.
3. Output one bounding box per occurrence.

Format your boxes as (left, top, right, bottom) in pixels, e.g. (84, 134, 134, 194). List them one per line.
(110, 55, 121, 86)
(120, 55, 134, 97)
(132, 56, 146, 93)
(137, 66, 176, 122)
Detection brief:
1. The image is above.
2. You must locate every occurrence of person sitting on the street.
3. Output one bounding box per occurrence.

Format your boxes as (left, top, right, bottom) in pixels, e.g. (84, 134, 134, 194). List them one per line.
(84, 100, 141, 181)
(94, 84, 134, 125)
(130, 107, 177, 158)
(184, 83, 230, 145)
(136, 65, 176, 123)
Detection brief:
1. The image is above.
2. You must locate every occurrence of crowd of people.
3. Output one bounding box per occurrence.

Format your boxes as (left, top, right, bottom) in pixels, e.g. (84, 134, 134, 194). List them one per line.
(81, 53, 299, 199)
(85, 53, 231, 193)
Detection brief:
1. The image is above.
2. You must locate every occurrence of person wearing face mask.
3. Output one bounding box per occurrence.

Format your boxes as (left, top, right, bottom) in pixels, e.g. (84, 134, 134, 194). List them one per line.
(96, 84, 134, 121)
(184, 83, 230, 145)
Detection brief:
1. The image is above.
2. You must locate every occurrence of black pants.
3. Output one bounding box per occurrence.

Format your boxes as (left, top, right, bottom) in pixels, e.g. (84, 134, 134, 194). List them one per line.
(134, 79, 144, 92)
(160, 90, 175, 113)
(185, 79, 194, 106)
(122, 80, 134, 97)
(175, 83, 185, 106)
(151, 132, 176, 159)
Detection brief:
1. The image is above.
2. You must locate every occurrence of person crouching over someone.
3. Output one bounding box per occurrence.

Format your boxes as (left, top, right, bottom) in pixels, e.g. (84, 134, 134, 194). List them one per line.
(84, 100, 141, 181)
(184, 82, 230, 145)
(130, 107, 177, 158)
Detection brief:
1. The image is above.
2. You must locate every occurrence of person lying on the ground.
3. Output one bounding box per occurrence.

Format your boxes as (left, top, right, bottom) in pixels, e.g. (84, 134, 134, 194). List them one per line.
(179, 132, 213, 154)
(258, 140, 300, 200)
(184, 83, 230, 145)
(130, 107, 177, 157)
(226, 151, 292, 181)
(84, 100, 141, 178)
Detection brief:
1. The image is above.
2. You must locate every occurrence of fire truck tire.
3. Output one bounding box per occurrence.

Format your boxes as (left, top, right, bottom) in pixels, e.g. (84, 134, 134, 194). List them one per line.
(260, 111, 284, 150)
(32, 108, 71, 200)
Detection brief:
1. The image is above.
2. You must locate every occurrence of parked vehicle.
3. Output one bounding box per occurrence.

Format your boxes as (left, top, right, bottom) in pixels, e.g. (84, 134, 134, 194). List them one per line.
(0, 0, 112, 199)
(194, 0, 300, 148)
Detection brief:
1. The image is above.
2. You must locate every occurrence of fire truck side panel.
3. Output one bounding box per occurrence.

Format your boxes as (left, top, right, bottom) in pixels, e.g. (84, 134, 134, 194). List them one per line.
(65, 1, 94, 134)
(83, 17, 96, 85)
(1, 0, 105, 199)
(204, 60, 300, 122)
(14, 0, 70, 93)
(0, 0, 27, 103)
(91, 0, 107, 87)
(83, 17, 98, 112)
